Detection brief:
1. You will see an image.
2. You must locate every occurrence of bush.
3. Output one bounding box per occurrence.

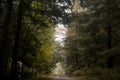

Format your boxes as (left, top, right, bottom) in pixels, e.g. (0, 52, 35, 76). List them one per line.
(72, 70, 82, 76)
(72, 67, 120, 80)
(72, 68, 92, 76)
(87, 67, 120, 80)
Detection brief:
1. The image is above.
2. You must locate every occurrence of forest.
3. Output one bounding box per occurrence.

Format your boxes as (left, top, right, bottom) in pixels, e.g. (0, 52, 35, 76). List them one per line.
(0, 0, 120, 80)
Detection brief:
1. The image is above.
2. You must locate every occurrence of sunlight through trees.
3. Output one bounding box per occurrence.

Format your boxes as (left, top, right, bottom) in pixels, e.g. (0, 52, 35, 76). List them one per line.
(52, 62, 65, 76)
(0, 0, 120, 80)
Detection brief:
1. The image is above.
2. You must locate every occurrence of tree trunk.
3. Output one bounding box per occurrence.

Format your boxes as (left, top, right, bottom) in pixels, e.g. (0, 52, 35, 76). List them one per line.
(0, 0, 12, 80)
(10, 0, 24, 79)
(107, 26, 112, 49)
(106, 0, 113, 68)
(106, 25, 113, 68)
(107, 0, 112, 49)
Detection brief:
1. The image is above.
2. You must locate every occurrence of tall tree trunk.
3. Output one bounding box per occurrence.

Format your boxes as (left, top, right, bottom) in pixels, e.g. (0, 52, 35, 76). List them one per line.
(0, 0, 12, 80)
(106, 25, 113, 68)
(0, 0, 3, 20)
(107, 26, 112, 49)
(107, 0, 112, 49)
(10, 0, 24, 79)
(75, 53, 79, 70)
(106, 0, 113, 68)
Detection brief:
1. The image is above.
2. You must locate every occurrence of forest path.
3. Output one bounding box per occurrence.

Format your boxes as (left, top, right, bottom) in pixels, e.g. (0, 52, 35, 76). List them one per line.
(38, 76, 74, 80)
(52, 76, 73, 80)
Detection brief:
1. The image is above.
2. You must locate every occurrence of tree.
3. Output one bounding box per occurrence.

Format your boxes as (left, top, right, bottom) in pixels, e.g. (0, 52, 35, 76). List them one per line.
(10, 0, 24, 79)
(64, 0, 120, 78)
(0, 0, 13, 80)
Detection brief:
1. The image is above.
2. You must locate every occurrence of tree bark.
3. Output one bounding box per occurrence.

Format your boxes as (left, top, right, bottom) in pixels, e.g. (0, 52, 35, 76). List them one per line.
(0, 0, 12, 80)
(107, 0, 112, 49)
(106, 0, 113, 68)
(107, 26, 112, 49)
(10, 0, 24, 79)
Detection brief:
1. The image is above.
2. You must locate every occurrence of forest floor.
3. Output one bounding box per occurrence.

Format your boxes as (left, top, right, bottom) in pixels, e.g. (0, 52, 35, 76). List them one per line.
(52, 76, 73, 80)
(38, 76, 86, 80)
(38, 76, 73, 80)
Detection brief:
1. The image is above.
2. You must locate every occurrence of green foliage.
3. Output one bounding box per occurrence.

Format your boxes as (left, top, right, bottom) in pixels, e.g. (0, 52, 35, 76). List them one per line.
(72, 67, 92, 77)
(1, 0, 120, 79)
(99, 46, 120, 67)
(21, 65, 36, 80)
(72, 67, 120, 80)
(86, 67, 120, 80)
(64, 0, 120, 79)
(72, 70, 82, 76)
(0, 0, 73, 79)
(19, 11, 54, 80)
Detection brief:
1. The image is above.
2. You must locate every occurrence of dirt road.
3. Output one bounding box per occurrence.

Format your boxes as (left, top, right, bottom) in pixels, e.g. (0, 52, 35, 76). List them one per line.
(38, 76, 74, 80)
(53, 76, 73, 80)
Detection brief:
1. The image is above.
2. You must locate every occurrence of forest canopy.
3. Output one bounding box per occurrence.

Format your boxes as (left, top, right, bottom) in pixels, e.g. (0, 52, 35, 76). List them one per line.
(0, 0, 120, 80)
